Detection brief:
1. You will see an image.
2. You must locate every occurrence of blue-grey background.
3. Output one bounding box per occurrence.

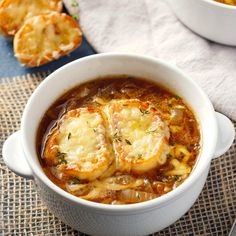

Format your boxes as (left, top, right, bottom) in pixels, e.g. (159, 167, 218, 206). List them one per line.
(0, 36, 96, 78)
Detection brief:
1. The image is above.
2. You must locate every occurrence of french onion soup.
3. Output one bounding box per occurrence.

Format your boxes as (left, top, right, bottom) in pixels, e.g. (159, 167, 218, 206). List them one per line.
(37, 76, 201, 204)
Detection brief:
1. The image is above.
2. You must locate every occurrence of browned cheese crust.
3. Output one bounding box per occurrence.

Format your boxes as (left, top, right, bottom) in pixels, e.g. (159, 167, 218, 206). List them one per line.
(0, 0, 62, 36)
(14, 12, 82, 67)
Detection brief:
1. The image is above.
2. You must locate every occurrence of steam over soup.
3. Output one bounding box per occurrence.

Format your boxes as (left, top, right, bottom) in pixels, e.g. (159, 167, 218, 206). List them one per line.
(37, 76, 201, 204)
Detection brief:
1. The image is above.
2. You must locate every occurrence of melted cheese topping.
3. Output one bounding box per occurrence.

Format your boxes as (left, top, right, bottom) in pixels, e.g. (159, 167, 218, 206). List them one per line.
(44, 99, 195, 182)
(44, 108, 114, 181)
(14, 12, 82, 67)
(104, 99, 170, 174)
(58, 112, 104, 163)
(0, 0, 62, 35)
(165, 145, 191, 176)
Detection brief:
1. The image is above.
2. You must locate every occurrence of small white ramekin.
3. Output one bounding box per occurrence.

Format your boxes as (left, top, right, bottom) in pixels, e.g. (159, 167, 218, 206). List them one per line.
(2, 54, 235, 236)
(167, 0, 236, 46)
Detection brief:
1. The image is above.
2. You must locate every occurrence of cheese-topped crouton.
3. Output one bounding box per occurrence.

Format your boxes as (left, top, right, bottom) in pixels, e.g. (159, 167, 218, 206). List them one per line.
(43, 107, 114, 181)
(14, 12, 82, 67)
(104, 99, 170, 174)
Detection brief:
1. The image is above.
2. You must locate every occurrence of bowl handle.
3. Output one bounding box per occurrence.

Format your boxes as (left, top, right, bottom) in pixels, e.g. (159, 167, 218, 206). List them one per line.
(2, 113, 234, 176)
(213, 112, 235, 159)
(2, 130, 34, 179)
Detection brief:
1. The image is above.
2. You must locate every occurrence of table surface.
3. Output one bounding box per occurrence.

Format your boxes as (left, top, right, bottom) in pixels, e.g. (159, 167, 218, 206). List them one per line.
(0, 36, 96, 78)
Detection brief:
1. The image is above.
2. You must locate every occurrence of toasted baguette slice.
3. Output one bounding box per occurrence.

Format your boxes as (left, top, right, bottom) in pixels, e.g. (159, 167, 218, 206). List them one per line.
(43, 107, 114, 181)
(104, 99, 170, 174)
(14, 12, 82, 67)
(0, 0, 62, 36)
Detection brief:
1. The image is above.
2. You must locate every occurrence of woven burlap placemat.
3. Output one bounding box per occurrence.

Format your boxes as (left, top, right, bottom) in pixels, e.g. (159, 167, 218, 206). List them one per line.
(0, 73, 235, 236)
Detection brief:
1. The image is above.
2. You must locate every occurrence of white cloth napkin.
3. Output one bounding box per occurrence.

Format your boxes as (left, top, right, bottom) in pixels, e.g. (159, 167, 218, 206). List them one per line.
(64, 0, 236, 121)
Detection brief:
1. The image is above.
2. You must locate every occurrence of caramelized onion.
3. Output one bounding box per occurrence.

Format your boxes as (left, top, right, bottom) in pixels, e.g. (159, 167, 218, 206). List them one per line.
(141, 179, 154, 193)
(80, 188, 110, 200)
(66, 175, 144, 199)
(50, 167, 66, 180)
(170, 108, 184, 125)
(94, 176, 143, 191)
(66, 183, 91, 196)
(118, 189, 157, 203)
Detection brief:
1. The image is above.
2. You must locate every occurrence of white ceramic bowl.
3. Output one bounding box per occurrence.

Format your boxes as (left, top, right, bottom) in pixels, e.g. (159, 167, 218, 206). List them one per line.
(167, 0, 236, 46)
(2, 54, 235, 236)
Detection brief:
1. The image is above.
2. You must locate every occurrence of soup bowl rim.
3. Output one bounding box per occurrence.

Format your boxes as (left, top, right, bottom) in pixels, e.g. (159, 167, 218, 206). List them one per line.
(21, 53, 217, 212)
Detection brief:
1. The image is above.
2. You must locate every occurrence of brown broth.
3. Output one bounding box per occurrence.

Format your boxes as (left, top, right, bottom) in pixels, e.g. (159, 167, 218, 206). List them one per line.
(37, 76, 200, 204)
